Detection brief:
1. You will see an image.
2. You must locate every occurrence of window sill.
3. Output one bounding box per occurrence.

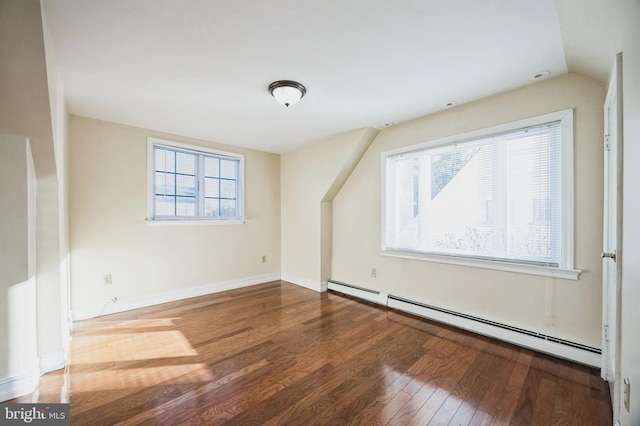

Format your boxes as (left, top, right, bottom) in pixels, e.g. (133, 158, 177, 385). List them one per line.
(380, 250, 581, 280)
(146, 218, 245, 226)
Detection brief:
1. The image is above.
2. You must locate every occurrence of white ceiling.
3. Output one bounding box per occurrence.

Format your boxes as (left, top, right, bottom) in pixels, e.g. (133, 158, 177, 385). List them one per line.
(43, 1, 590, 154)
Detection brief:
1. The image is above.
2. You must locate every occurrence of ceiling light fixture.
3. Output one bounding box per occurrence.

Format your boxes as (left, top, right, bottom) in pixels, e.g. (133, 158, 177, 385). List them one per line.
(268, 80, 306, 107)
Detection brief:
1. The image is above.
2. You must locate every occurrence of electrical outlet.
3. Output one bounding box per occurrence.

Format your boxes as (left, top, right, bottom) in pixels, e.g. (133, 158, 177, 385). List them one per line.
(103, 274, 112, 285)
(262, 255, 267, 263)
(110, 296, 118, 303)
(624, 377, 630, 412)
(371, 267, 377, 277)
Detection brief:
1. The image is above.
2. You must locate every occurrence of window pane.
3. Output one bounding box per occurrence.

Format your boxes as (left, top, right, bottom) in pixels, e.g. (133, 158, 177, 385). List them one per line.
(385, 121, 561, 266)
(205, 198, 219, 216)
(205, 156, 219, 177)
(155, 148, 175, 172)
(220, 179, 236, 198)
(427, 143, 494, 256)
(431, 146, 479, 199)
(176, 152, 196, 174)
(220, 199, 237, 216)
(176, 175, 196, 196)
(220, 159, 237, 179)
(205, 177, 219, 197)
(155, 172, 175, 195)
(155, 195, 175, 216)
(176, 196, 196, 216)
(385, 156, 421, 251)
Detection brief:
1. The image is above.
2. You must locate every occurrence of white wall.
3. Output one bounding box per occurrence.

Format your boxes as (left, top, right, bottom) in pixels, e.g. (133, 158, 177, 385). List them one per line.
(619, 0, 640, 424)
(280, 127, 378, 290)
(332, 73, 605, 348)
(69, 116, 281, 319)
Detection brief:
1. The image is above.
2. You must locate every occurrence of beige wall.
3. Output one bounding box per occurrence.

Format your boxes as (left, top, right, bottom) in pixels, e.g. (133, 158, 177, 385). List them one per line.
(0, 0, 68, 394)
(69, 116, 280, 318)
(0, 136, 32, 288)
(37, 4, 68, 371)
(281, 127, 378, 289)
(0, 135, 37, 384)
(0, 0, 55, 179)
(332, 73, 605, 347)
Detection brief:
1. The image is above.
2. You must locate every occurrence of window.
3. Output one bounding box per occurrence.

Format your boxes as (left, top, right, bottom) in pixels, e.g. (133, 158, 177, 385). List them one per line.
(147, 138, 244, 223)
(382, 110, 579, 279)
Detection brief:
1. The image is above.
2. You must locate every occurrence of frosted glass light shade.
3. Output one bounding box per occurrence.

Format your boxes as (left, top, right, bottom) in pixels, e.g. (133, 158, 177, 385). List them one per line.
(268, 80, 306, 107)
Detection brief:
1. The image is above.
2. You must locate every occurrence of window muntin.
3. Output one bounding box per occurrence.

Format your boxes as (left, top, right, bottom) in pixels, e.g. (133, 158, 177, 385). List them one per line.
(148, 138, 243, 222)
(382, 111, 575, 273)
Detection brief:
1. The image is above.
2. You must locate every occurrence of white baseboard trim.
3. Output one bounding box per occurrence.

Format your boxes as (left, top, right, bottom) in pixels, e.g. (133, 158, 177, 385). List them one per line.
(73, 273, 281, 321)
(0, 374, 38, 402)
(0, 360, 40, 402)
(328, 279, 601, 368)
(328, 280, 388, 305)
(281, 274, 327, 292)
(39, 350, 65, 374)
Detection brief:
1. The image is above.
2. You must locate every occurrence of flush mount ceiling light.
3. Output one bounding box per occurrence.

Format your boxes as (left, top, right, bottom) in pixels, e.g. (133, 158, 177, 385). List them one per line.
(268, 80, 306, 107)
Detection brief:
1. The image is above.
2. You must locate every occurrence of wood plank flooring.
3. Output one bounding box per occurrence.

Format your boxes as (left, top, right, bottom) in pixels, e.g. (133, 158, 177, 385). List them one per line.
(10, 281, 612, 425)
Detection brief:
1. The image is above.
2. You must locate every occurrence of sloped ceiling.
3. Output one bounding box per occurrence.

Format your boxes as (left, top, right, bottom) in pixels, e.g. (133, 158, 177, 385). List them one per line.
(42, 0, 618, 153)
(555, 0, 624, 83)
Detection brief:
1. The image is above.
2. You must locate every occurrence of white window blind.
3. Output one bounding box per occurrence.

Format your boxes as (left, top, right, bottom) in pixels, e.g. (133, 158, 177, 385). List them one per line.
(384, 119, 566, 268)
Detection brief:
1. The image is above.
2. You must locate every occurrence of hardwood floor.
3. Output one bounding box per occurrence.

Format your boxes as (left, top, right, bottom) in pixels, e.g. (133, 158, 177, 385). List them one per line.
(11, 281, 612, 425)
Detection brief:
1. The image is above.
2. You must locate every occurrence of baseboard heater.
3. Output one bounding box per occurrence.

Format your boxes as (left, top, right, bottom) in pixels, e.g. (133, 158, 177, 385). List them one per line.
(327, 280, 386, 305)
(327, 280, 600, 367)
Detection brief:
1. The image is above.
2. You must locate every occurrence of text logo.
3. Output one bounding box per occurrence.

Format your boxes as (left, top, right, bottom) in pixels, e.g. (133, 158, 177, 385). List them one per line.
(1, 404, 69, 425)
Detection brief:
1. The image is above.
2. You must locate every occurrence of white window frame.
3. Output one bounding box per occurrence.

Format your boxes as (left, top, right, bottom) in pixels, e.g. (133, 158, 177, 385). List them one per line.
(147, 137, 245, 225)
(381, 109, 581, 280)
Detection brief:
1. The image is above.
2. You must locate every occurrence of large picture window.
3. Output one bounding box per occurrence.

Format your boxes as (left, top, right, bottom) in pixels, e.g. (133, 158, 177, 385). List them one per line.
(382, 110, 578, 279)
(147, 138, 244, 223)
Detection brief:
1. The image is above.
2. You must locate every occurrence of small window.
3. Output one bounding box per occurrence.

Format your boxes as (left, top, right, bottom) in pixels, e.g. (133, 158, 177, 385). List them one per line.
(382, 109, 578, 278)
(147, 138, 244, 222)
